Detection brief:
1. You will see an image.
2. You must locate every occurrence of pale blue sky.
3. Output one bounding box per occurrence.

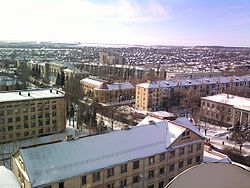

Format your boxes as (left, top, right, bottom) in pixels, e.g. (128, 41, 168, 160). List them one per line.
(0, 0, 249, 46)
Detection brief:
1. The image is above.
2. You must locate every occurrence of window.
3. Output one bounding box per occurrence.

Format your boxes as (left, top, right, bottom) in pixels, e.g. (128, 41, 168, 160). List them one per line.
(196, 143, 201, 151)
(160, 153, 165, 161)
(178, 161, 183, 169)
(8, 126, 13, 131)
(159, 167, 164, 176)
(133, 175, 139, 184)
(196, 156, 201, 163)
(148, 184, 154, 188)
(93, 171, 100, 182)
(107, 168, 114, 178)
(187, 158, 192, 165)
(148, 170, 154, 179)
(133, 160, 139, 169)
(24, 115, 28, 121)
(188, 145, 193, 153)
(120, 179, 127, 188)
(159, 181, 164, 188)
(45, 113, 49, 118)
(38, 113, 43, 118)
(59, 182, 64, 188)
(52, 104, 56, 109)
(82, 176, 87, 185)
(16, 116, 21, 122)
(120, 163, 127, 174)
(24, 123, 29, 128)
(170, 150, 175, 159)
(31, 122, 36, 127)
(179, 147, 185, 156)
(8, 118, 13, 123)
(107, 183, 114, 188)
(148, 156, 155, 165)
(31, 107, 36, 112)
(169, 164, 174, 172)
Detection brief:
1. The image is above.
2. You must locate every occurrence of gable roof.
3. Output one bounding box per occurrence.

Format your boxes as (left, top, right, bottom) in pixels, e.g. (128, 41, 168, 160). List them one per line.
(20, 120, 186, 187)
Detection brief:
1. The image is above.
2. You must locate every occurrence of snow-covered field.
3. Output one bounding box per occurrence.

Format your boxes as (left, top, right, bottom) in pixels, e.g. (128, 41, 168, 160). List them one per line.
(198, 122, 250, 155)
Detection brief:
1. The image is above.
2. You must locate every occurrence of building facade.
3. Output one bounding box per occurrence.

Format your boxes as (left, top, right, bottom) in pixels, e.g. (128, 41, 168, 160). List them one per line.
(80, 77, 135, 104)
(136, 75, 250, 112)
(201, 93, 250, 127)
(0, 89, 66, 143)
(12, 115, 204, 188)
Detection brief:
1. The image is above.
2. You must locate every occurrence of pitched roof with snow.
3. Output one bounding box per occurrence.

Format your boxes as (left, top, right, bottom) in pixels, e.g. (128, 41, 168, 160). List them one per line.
(18, 118, 201, 187)
(202, 93, 250, 111)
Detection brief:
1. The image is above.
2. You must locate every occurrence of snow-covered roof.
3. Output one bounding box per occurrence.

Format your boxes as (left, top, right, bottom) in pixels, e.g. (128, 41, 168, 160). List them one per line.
(136, 75, 250, 89)
(0, 166, 19, 188)
(80, 77, 105, 86)
(203, 149, 231, 163)
(172, 117, 205, 138)
(0, 89, 64, 103)
(97, 82, 134, 91)
(19, 119, 194, 187)
(202, 93, 250, 111)
(137, 80, 177, 89)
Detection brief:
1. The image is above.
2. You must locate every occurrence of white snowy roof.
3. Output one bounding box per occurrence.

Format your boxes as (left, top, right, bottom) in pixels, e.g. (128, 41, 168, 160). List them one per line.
(80, 77, 104, 86)
(202, 93, 250, 111)
(0, 166, 19, 188)
(0, 89, 64, 103)
(203, 149, 231, 163)
(137, 75, 250, 89)
(166, 163, 250, 188)
(108, 82, 134, 90)
(137, 80, 177, 89)
(19, 119, 192, 187)
(172, 117, 205, 138)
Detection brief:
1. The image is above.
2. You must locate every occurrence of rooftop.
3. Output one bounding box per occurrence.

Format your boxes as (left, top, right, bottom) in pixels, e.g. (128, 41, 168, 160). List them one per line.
(18, 117, 202, 187)
(0, 89, 64, 103)
(202, 93, 250, 111)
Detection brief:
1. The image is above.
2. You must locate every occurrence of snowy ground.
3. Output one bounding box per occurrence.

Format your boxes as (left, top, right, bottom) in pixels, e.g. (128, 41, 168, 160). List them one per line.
(198, 122, 250, 155)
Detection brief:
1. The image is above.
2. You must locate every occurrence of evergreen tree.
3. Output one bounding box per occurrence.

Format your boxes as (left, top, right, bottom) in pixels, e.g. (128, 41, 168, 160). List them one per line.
(91, 110, 97, 127)
(55, 73, 61, 86)
(60, 71, 65, 87)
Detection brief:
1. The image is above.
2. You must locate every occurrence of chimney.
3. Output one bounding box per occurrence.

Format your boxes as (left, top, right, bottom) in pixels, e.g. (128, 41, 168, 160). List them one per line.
(50, 89, 52, 93)
(19, 91, 21, 95)
(56, 90, 59, 94)
(28, 93, 30, 97)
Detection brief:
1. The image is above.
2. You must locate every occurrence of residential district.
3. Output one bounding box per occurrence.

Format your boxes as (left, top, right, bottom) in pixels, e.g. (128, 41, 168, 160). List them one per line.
(0, 42, 250, 188)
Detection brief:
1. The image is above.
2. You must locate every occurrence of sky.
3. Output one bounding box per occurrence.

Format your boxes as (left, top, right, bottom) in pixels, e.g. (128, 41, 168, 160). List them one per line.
(0, 0, 250, 46)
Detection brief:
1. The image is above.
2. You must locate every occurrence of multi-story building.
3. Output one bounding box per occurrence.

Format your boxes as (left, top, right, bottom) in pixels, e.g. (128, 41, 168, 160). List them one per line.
(201, 93, 250, 127)
(12, 113, 204, 188)
(80, 77, 135, 104)
(136, 75, 250, 112)
(0, 89, 66, 143)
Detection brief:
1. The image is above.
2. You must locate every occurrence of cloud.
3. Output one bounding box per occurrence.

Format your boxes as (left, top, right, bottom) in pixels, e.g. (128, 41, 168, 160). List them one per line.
(0, 0, 171, 43)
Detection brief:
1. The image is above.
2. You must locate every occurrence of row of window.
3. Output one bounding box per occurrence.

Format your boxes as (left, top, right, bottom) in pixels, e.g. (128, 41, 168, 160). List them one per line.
(79, 155, 201, 186)
(0, 111, 56, 124)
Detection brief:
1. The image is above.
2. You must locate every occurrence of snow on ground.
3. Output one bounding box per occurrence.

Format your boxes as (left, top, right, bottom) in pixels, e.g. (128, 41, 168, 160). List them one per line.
(198, 122, 250, 155)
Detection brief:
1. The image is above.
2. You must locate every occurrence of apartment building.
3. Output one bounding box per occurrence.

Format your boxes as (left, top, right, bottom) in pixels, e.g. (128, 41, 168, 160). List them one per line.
(201, 93, 250, 127)
(80, 77, 135, 104)
(0, 89, 66, 143)
(136, 75, 250, 112)
(12, 114, 204, 188)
